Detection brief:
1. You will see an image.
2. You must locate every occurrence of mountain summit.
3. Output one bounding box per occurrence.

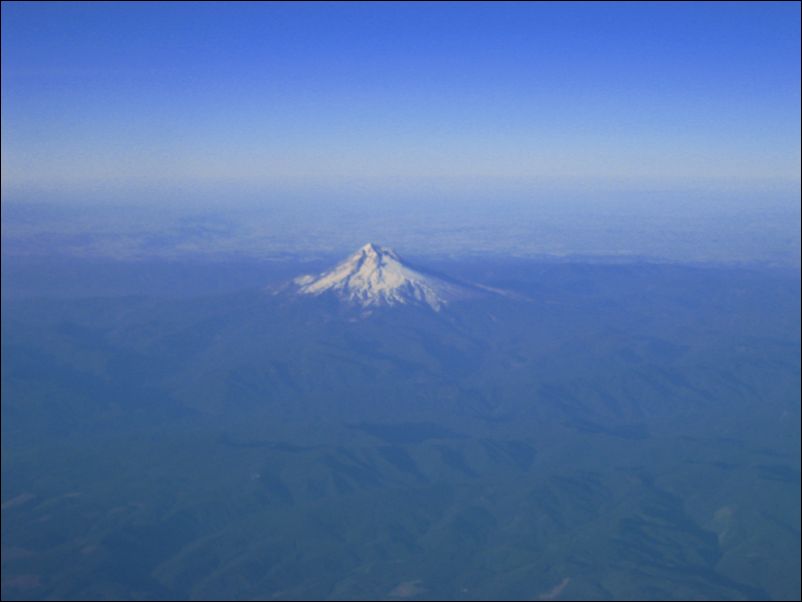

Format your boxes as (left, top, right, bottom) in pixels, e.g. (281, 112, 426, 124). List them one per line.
(292, 243, 470, 311)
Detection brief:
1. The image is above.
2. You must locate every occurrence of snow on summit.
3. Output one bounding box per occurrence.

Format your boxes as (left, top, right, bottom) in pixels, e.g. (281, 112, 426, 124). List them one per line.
(293, 243, 468, 310)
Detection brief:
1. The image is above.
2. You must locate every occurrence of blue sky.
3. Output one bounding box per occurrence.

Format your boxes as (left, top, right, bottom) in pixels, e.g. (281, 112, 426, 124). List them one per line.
(2, 1, 800, 197)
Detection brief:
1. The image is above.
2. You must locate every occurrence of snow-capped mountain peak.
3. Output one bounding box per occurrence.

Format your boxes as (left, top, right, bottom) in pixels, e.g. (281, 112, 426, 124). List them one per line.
(293, 243, 466, 311)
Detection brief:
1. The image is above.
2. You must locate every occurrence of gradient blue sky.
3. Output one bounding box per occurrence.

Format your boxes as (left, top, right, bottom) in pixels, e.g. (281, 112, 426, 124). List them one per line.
(2, 1, 800, 197)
